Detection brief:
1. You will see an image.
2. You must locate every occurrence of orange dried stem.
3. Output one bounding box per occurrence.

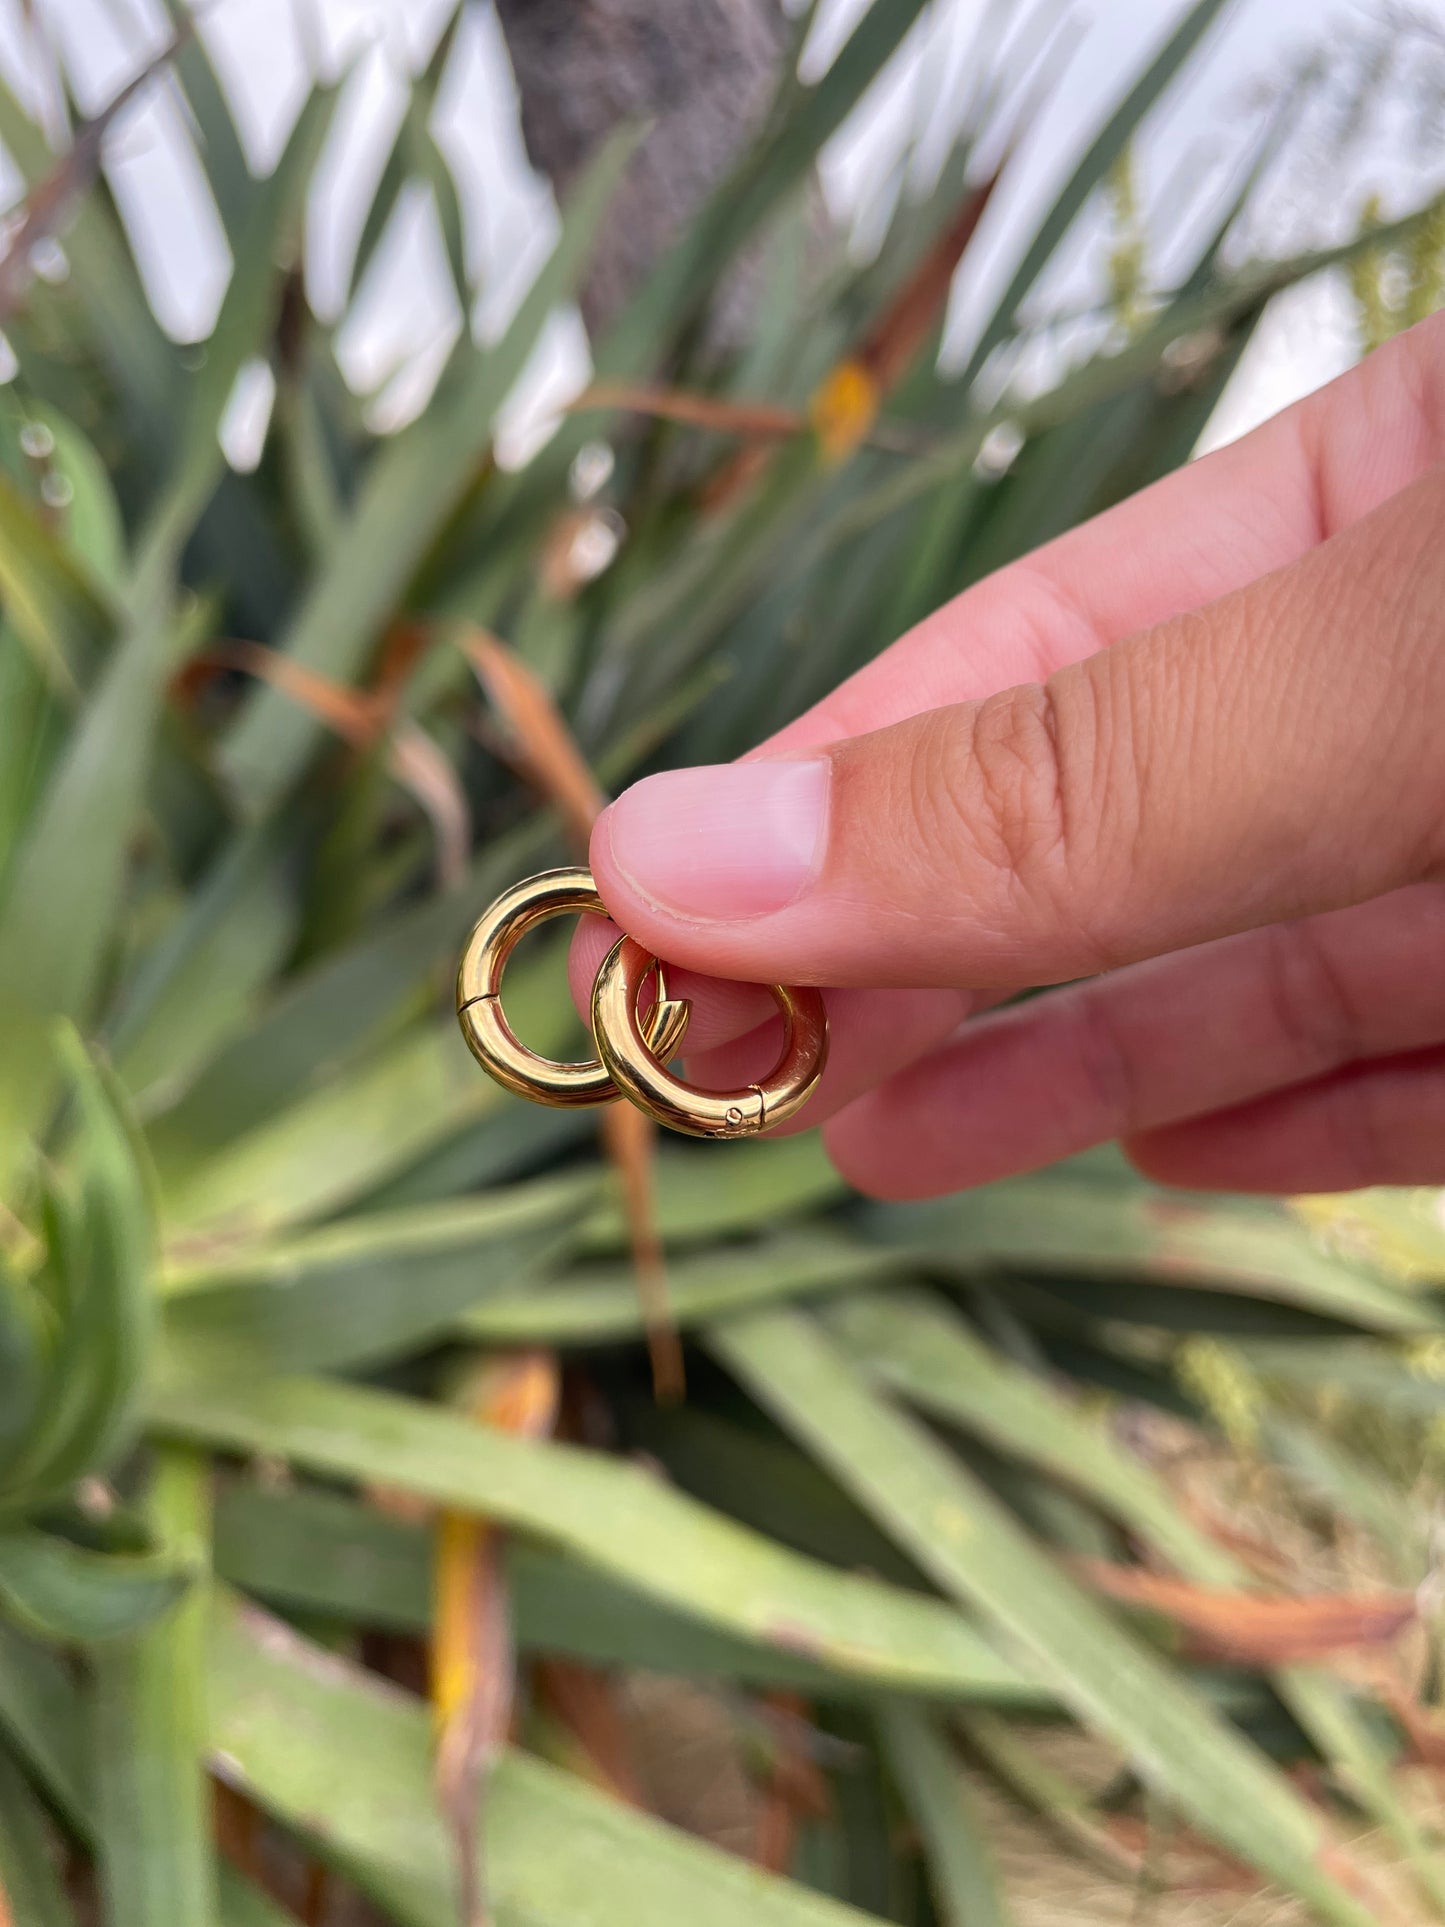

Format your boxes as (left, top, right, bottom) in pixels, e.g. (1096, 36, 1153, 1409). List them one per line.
(457, 628, 682, 1396)
(432, 1352, 560, 1927)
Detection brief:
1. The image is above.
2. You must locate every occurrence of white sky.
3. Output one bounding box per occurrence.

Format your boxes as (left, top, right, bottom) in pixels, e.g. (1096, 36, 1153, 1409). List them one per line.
(0, 0, 1441, 463)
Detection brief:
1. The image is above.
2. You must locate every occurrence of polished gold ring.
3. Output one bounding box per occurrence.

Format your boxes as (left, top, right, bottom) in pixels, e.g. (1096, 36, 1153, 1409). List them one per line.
(456, 868, 829, 1138)
(592, 936, 828, 1139)
(456, 867, 689, 1108)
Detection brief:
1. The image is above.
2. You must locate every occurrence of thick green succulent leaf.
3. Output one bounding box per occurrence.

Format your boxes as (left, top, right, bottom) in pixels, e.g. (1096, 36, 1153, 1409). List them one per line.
(0, 1528, 191, 1644)
(208, 1589, 889, 1927)
(160, 3, 256, 242)
(861, 1171, 1436, 1332)
(0, 1740, 78, 1927)
(814, 200, 1444, 565)
(877, 1706, 1012, 1927)
(585, 1134, 846, 1249)
(347, 6, 467, 301)
(0, 1619, 88, 1831)
(0, 465, 116, 694)
(0, 563, 184, 1186)
(708, 1307, 1371, 1925)
(0, 1602, 284, 1926)
(0, 625, 63, 893)
(155, 1000, 563, 1243)
(109, 827, 300, 1107)
(212, 1478, 1045, 1704)
(1, 1038, 153, 1512)
(942, 320, 1256, 603)
(91, 1450, 218, 1927)
(625, 1399, 924, 1588)
(159, 1175, 590, 1375)
(13, 401, 129, 593)
(213, 1478, 431, 1631)
(0, 419, 227, 892)
(825, 1288, 1236, 1580)
(458, 1235, 893, 1345)
(147, 1370, 1033, 1703)
(0, 1252, 48, 1464)
(143, 815, 553, 1174)
(162, 1170, 600, 1293)
(609, 0, 932, 369)
(217, 1867, 304, 1927)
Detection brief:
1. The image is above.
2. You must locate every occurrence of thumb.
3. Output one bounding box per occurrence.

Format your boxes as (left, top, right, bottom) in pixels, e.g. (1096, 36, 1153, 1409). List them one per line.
(591, 468, 1445, 989)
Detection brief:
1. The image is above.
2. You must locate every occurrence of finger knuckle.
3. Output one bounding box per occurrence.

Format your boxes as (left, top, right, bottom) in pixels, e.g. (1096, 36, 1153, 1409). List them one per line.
(941, 681, 1069, 888)
(927, 678, 1113, 966)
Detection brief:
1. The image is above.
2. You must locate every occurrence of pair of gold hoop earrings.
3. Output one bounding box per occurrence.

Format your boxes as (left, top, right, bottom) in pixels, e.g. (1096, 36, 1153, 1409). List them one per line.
(456, 868, 828, 1139)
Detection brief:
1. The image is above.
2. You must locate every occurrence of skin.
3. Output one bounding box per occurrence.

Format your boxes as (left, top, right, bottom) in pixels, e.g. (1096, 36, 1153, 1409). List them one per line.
(571, 310, 1445, 1200)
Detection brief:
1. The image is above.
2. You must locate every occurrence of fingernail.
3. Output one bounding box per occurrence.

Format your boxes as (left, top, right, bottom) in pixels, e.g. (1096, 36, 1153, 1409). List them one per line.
(603, 760, 829, 919)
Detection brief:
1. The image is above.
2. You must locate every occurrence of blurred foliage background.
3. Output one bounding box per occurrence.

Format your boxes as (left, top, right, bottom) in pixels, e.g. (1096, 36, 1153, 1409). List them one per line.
(0, 2, 1444, 1924)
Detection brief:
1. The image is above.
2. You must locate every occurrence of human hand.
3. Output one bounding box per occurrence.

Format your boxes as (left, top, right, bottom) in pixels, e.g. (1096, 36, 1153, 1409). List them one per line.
(572, 312, 1445, 1198)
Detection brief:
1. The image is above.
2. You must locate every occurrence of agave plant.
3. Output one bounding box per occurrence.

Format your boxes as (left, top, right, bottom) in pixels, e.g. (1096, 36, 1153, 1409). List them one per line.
(1, 3, 1443, 1924)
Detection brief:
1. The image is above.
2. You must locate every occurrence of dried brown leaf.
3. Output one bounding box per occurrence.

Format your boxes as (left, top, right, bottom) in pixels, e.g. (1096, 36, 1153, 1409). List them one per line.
(568, 381, 806, 440)
(856, 173, 1001, 394)
(698, 442, 776, 517)
(1078, 1562, 1418, 1663)
(184, 641, 469, 886)
(751, 1692, 830, 1873)
(601, 1099, 684, 1402)
(533, 1658, 647, 1807)
(183, 641, 382, 745)
(299, 1862, 329, 1926)
(457, 626, 603, 853)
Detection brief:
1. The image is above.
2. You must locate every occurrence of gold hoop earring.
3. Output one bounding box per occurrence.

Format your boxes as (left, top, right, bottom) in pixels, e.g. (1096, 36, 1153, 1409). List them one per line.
(456, 868, 690, 1107)
(591, 935, 828, 1139)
